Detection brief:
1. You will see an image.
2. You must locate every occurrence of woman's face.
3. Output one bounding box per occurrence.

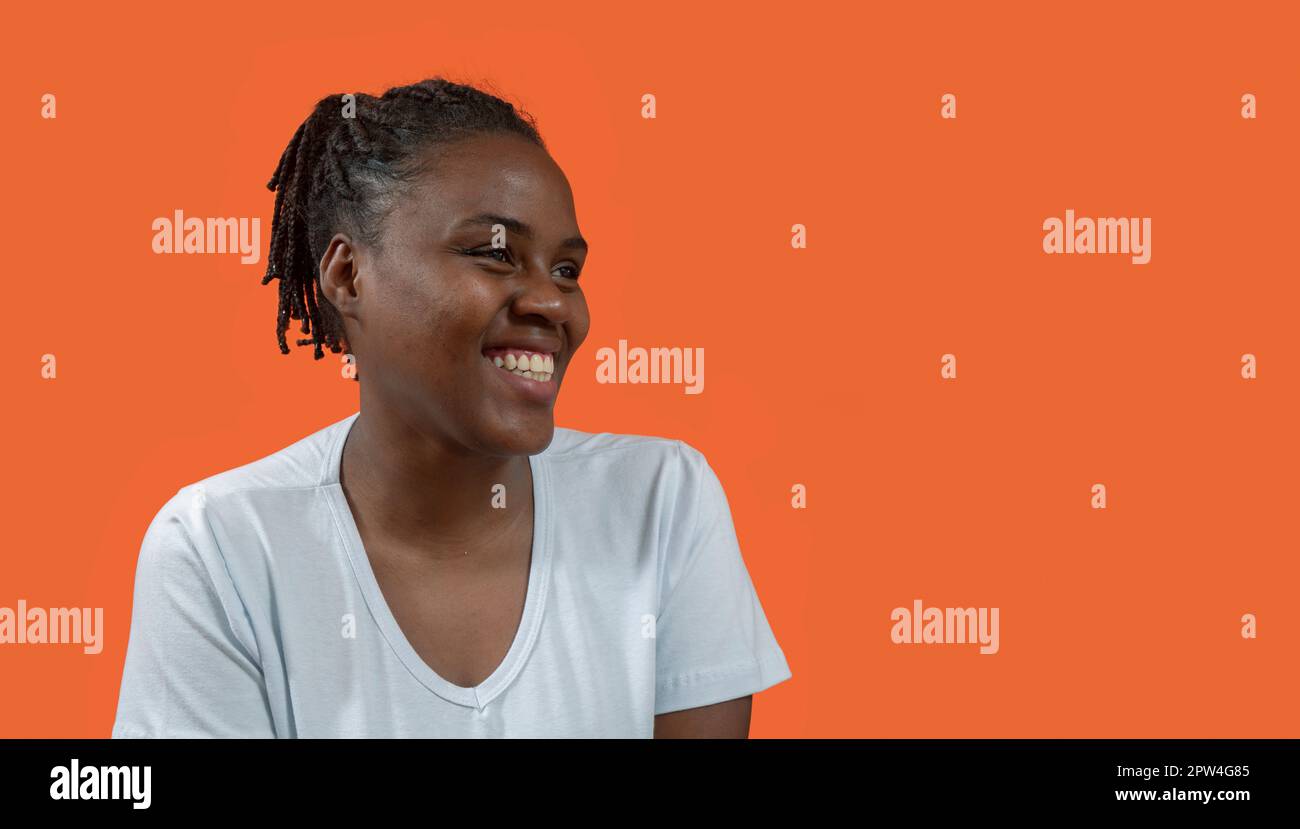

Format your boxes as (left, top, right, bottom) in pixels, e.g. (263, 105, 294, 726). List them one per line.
(329, 131, 590, 457)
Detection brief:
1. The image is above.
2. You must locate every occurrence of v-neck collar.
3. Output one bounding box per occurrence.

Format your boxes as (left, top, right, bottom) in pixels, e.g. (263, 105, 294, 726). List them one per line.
(320, 412, 552, 711)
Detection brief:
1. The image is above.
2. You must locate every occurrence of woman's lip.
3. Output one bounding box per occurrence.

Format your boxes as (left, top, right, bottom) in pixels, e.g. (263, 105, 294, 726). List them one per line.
(482, 345, 561, 357)
(484, 354, 558, 403)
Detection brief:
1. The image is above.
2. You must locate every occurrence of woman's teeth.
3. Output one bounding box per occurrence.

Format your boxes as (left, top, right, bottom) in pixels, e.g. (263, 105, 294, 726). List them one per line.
(487, 350, 555, 382)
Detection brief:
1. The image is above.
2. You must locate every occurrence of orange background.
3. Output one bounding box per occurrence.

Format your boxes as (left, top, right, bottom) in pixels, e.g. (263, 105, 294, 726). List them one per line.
(3, 0, 1297, 737)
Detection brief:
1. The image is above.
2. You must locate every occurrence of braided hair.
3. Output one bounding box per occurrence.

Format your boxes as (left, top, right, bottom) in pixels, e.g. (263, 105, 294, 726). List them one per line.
(261, 77, 546, 366)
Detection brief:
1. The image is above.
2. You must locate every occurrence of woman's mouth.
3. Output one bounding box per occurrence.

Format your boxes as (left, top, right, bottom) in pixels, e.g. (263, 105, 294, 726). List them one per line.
(482, 346, 556, 383)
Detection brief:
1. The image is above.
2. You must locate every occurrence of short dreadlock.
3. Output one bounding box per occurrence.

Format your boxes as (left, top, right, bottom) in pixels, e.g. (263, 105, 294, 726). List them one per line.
(261, 77, 546, 367)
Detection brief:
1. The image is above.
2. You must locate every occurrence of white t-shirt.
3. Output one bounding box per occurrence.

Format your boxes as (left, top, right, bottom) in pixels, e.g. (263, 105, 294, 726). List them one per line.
(112, 412, 792, 737)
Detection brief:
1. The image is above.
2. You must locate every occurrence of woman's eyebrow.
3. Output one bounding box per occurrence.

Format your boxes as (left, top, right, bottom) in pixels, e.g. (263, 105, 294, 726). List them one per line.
(457, 212, 588, 251)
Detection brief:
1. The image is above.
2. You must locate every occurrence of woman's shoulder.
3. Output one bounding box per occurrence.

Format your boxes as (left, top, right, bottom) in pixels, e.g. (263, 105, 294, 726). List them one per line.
(542, 426, 716, 487)
(132, 415, 356, 581)
(149, 413, 354, 524)
(545, 426, 708, 463)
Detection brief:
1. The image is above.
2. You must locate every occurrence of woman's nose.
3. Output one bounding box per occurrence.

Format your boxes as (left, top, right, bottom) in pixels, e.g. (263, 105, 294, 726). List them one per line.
(511, 262, 571, 323)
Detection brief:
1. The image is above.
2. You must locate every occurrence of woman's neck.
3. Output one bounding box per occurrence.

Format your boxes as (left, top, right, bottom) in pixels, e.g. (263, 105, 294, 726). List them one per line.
(338, 406, 534, 561)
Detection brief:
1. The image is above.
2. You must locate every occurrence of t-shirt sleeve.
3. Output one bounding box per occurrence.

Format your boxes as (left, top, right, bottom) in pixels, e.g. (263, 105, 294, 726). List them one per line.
(112, 486, 277, 738)
(653, 442, 793, 716)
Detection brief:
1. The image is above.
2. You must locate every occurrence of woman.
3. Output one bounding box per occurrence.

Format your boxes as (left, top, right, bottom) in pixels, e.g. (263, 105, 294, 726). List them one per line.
(112, 77, 791, 738)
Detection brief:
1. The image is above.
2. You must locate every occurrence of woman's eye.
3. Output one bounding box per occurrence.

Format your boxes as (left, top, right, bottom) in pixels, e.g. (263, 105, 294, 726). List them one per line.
(463, 246, 579, 281)
(480, 247, 511, 263)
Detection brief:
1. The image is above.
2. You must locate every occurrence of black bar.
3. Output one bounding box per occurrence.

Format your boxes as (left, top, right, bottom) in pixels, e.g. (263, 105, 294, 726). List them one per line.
(0, 739, 1291, 814)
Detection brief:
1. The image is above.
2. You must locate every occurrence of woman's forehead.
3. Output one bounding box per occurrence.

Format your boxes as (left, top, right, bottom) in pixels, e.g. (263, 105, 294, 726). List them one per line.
(413, 133, 559, 189)
(399, 141, 577, 231)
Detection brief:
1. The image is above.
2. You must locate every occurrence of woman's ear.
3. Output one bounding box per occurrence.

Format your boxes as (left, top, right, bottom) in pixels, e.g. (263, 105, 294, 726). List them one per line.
(319, 233, 363, 322)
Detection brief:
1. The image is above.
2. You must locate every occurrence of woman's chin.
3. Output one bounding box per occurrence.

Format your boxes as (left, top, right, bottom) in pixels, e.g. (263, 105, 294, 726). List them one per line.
(477, 420, 555, 457)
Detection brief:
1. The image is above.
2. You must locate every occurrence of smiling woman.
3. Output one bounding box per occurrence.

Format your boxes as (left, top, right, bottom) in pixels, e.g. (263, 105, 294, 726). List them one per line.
(111, 77, 792, 739)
